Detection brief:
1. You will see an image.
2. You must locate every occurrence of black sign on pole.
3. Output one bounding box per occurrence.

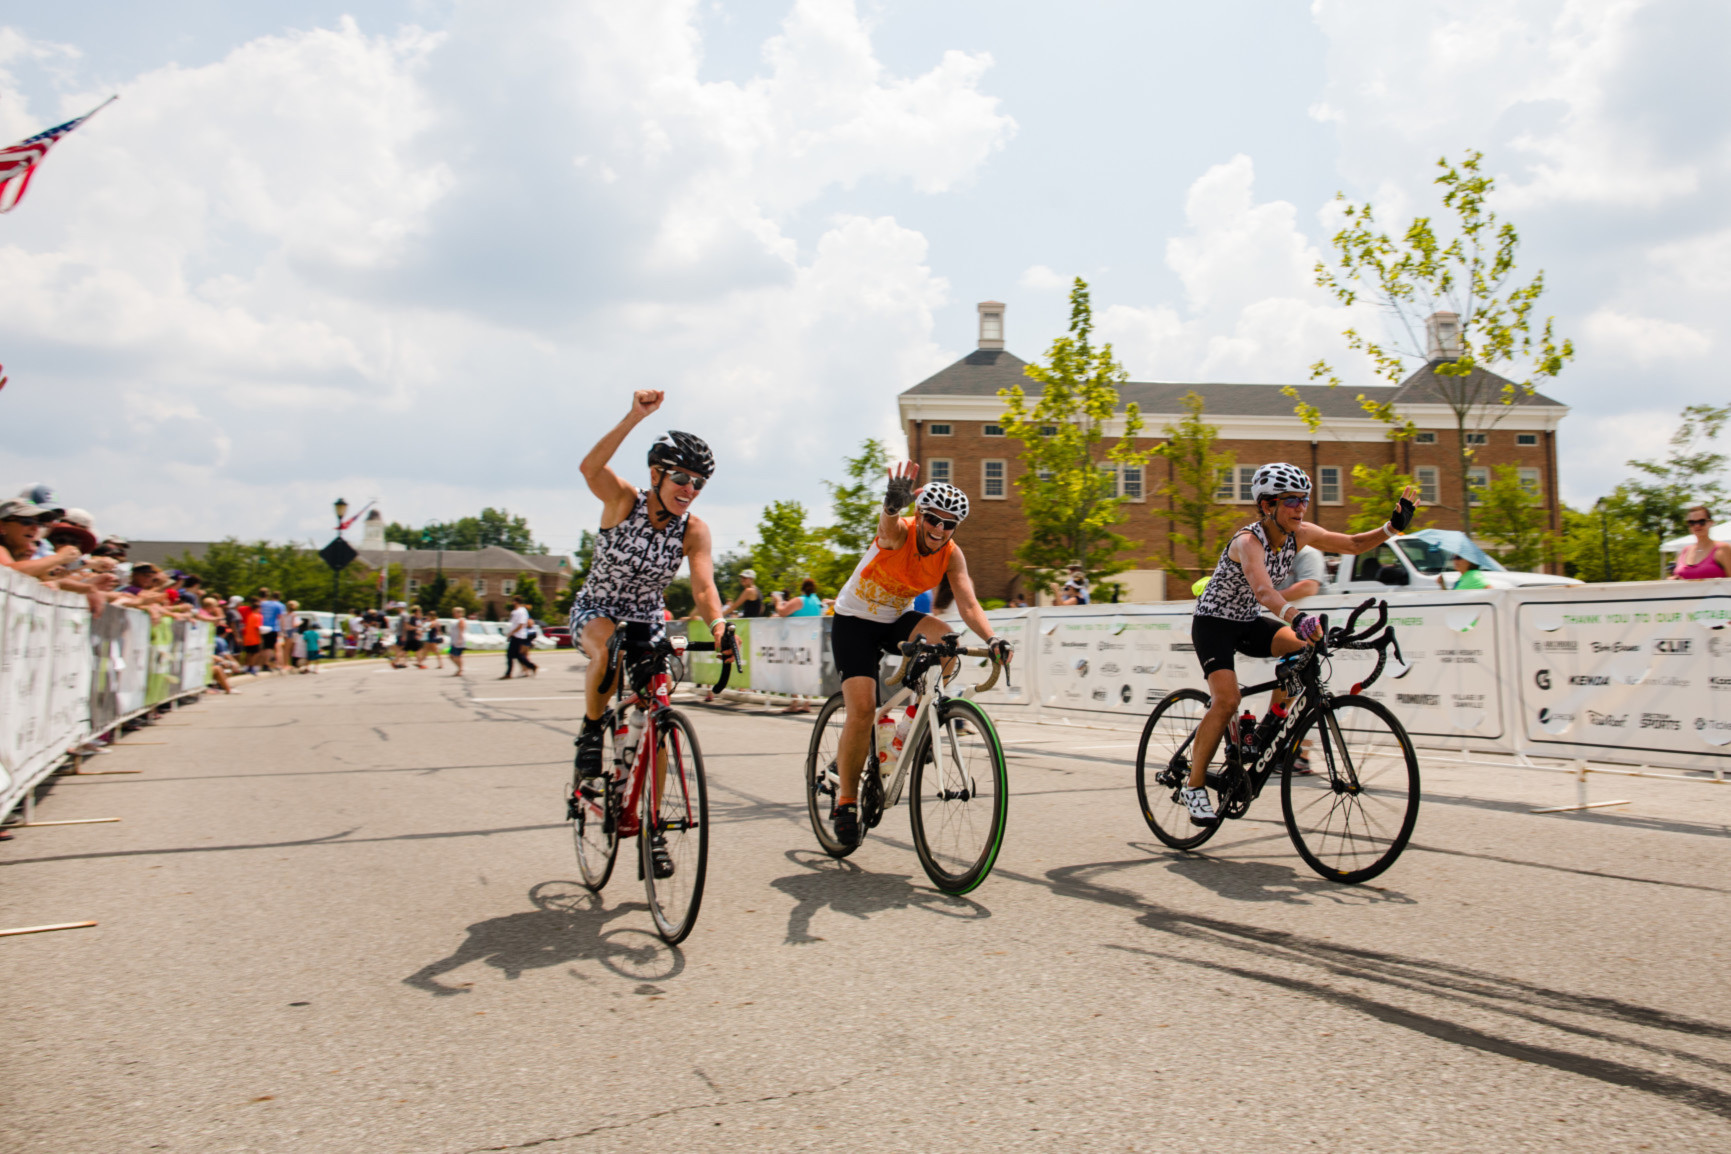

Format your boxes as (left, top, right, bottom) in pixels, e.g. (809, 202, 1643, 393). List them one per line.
(320, 537, 358, 572)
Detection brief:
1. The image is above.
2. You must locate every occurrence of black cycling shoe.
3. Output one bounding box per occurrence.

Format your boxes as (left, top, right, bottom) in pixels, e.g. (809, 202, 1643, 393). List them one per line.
(574, 725, 605, 781)
(831, 801, 861, 847)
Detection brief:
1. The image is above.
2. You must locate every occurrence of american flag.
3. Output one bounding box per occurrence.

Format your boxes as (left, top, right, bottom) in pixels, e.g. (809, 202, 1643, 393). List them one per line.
(0, 96, 117, 214)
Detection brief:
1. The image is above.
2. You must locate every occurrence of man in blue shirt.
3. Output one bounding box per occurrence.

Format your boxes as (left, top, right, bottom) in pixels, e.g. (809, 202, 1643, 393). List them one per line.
(258, 587, 288, 672)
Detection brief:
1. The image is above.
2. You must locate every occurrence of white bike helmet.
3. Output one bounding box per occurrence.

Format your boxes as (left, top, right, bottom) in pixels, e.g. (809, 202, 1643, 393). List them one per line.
(1250, 463, 1311, 503)
(916, 481, 969, 524)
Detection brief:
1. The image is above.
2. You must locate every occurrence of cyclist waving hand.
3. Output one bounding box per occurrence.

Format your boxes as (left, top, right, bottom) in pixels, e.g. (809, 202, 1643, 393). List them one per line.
(1184, 463, 1418, 825)
(826, 461, 1012, 846)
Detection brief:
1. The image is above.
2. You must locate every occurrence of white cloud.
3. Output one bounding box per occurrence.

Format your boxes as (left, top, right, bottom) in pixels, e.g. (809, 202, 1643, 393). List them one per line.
(1582, 309, 1711, 363)
(1018, 264, 1067, 291)
(0, 0, 1012, 551)
(1097, 155, 1371, 386)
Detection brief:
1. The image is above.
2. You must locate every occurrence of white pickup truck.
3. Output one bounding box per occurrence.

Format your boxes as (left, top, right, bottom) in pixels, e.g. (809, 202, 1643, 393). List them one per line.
(1324, 529, 1580, 594)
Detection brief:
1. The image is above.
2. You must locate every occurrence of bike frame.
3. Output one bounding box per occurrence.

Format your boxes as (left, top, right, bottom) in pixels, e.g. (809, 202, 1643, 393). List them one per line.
(871, 664, 947, 809)
(609, 663, 677, 838)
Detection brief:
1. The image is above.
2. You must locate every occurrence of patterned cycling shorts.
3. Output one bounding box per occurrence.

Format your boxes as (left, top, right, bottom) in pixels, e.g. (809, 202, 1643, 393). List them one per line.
(568, 603, 668, 648)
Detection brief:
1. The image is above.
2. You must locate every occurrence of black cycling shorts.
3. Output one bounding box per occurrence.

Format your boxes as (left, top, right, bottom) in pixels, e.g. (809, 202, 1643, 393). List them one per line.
(1192, 614, 1284, 678)
(831, 610, 926, 682)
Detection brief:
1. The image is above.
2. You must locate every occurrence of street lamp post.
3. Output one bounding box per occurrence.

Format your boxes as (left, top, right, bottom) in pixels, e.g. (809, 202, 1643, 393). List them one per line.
(332, 497, 348, 659)
(1594, 496, 1611, 582)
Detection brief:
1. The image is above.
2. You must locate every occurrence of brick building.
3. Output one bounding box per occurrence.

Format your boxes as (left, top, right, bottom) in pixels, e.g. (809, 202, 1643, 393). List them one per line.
(897, 302, 1567, 601)
(355, 545, 569, 620)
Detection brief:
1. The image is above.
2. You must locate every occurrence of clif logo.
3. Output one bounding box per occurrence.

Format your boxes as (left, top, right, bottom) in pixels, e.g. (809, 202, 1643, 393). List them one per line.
(1653, 638, 1692, 655)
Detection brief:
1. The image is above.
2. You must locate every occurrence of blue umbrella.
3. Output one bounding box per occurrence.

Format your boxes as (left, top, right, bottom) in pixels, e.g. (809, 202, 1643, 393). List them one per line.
(1400, 529, 1505, 572)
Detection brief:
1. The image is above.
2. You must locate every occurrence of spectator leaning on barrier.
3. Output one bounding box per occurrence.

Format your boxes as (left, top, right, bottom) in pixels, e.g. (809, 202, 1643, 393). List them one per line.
(0, 496, 81, 578)
(1671, 505, 1730, 581)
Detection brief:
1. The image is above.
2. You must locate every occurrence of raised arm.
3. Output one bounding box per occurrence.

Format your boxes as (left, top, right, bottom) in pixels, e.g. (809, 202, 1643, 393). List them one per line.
(876, 461, 918, 551)
(1295, 485, 1420, 555)
(581, 391, 663, 523)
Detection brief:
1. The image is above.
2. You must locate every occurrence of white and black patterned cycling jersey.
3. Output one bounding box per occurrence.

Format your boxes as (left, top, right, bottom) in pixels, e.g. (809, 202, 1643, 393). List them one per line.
(1195, 521, 1296, 622)
(570, 490, 688, 626)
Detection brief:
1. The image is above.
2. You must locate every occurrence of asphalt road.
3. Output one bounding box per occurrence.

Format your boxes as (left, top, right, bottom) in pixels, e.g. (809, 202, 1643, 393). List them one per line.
(5, 652, 1730, 1152)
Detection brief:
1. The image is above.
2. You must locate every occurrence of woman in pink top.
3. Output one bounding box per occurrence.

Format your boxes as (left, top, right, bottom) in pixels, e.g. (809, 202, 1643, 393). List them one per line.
(1670, 505, 1731, 580)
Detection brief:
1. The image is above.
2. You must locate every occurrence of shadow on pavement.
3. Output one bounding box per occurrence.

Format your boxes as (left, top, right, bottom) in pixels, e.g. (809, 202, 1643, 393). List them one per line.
(1126, 840, 1418, 906)
(770, 849, 990, 945)
(404, 880, 683, 995)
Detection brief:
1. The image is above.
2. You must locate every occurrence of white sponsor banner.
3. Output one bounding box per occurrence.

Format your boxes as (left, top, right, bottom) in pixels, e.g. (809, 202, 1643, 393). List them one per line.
(942, 610, 1032, 707)
(747, 617, 827, 696)
(1516, 590, 1731, 762)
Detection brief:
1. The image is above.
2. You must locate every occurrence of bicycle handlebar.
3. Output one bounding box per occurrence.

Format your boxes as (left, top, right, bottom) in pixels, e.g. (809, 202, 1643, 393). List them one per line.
(886, 634, 1009, 695)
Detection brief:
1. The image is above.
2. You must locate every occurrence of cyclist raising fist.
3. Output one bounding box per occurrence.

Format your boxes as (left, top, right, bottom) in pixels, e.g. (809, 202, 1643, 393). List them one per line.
(570, 391, 735, 789)
(1184, 464, 1418, 825)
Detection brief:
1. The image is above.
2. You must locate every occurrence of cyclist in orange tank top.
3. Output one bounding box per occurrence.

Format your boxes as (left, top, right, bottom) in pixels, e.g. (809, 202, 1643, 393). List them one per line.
(826, 461, 1014, 847)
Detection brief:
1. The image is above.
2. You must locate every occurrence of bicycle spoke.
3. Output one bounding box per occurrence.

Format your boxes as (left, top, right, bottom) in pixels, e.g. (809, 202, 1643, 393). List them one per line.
(909, 699, 1007, 894)
(1134, 688, 1219, 851)
(1283, 696, 1420, 883)
(642, 710, 708, 944)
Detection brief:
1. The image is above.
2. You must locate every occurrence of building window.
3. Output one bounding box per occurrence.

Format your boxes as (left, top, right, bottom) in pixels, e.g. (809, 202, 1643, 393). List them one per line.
(929, 423, 952, 436)
(1516, 433, 1538, 446)
(1236, 465, 1260, 503)
(1415, 467, 1440, 506)
(408, 577, 420, 592)
(1211, 465, 1262, 503)
(1318, 466, 1342, 505)
(1039, 425, 1058, 437)
(474, 578, 487, 596)
(983, 424, 1004, 437)
(1214, 467, 1235, 501)
(1465, 432, 1488, 446)
(501, 578, 516, 595)
(1518, 467, 1541, 495)
(1414, 431, 1437, 444)
(1121, 464, 1144, 501)
(928, 458, 952, 484)
(1467, 465, 1489, 503)
(982, 459, 1007, 498)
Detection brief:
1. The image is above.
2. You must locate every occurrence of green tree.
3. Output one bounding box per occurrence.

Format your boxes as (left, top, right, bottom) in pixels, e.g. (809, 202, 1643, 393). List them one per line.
(512, 572, 548, 620)
(1560, 500, 1655, 583)
(664, 576, 695, 618)
(1620, 402, 1731, 541)
(422, 573, 450, 613)
(437, 581, 483, 617)
(999, 277, 1154, 594)
(1154, 391, 1239, 582)
(1348, 465, 1430, 534)
(814, 437, 892, 592)
(385, 507, 545, 554)
(167, 539, 376, 611)
(749, 499, 832, 597)
(1310, 151, 1574, 533)
(1470, 465, 1548, 570)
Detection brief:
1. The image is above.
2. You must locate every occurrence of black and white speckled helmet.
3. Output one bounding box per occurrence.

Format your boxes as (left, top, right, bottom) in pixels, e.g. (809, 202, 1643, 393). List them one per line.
(916, 481, 969, 524)
(647, 430, 714, 477)
(1251, 462, 1311, 503)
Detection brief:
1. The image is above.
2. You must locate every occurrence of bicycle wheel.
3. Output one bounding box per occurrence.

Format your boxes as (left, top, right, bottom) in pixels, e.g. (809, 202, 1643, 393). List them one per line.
(805, 692, 863, 858)
(642, 709, 709, 944)
(908, 697, 1008, 894)
(571, 716, 620, 891)
(1134, 687, 1220, 851)
(1282, 694, 1420, 883)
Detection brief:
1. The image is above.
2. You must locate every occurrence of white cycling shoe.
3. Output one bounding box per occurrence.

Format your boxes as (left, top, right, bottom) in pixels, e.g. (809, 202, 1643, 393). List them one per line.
(1180, 786, 1218, 826)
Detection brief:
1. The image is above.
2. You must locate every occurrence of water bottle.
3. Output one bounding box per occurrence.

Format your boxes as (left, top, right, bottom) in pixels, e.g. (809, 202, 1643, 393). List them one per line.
(890, 703, 918, 759)
(875, 709, 898, 766)
(1253, 702, 1288, 749)
(1237, 709, 1257, 757)
(619, 710, 644, 772)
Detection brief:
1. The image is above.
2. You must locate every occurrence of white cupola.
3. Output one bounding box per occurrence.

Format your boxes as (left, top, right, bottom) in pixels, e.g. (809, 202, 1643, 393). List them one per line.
(1425, 311, 1462, 361)
(977, 301, 1005, 350)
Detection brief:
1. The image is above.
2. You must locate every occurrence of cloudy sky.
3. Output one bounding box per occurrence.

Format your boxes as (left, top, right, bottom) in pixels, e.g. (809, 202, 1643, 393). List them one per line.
(1, 0, 1725, 555)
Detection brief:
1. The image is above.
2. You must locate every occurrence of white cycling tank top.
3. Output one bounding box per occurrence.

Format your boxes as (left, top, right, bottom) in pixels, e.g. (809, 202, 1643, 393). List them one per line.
(573, 490, 689, 623)
(1195, 521, 1296, 622)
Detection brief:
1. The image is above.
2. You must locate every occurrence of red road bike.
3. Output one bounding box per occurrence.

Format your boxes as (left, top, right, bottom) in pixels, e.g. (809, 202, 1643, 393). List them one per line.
(566, 625, 740, 944)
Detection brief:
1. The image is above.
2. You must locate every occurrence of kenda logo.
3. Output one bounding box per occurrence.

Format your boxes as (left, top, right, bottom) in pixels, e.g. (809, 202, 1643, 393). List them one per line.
(1570, 674, 1611, 686)
(1653, 638, 1692, 655)
(1591, 641, 1640, 654)
(1397, 693, 1440, 706)
(1640, 713, 1681, 731)
(1710, 676, 1731, 692)
(1696, 717, 1731, 732)
(1587, 710, 1628, 727)
(1533, 669, 1551, 690)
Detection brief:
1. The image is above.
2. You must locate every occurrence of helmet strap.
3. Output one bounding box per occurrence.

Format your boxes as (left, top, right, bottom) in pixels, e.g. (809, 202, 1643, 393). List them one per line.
(646, 469, 676, 526)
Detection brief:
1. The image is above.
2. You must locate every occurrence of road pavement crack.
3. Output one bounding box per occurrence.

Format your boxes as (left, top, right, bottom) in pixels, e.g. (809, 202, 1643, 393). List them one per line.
(456, 1069, 872, 1151)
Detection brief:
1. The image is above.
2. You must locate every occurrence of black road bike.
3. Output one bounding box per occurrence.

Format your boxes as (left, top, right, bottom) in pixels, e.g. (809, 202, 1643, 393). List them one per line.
(1135, 599, 1420, 883)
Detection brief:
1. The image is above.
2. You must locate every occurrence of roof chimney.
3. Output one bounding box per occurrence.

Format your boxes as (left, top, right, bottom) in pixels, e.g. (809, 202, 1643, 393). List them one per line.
(361, 508, 385, 551)
(977, 301, 1005, 350)
(1425, 311, 1462, 361)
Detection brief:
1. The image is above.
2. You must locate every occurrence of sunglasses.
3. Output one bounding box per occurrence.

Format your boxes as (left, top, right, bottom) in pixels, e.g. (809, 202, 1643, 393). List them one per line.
(662, 468, 707, 491)
(922, 512, 959, 532)
(1686, 517, 1710, 526)
(1278, 495, 1310, 509)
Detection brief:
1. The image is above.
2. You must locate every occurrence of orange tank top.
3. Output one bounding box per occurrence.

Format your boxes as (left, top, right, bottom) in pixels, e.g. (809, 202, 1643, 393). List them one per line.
(834, 518, 955, 623)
